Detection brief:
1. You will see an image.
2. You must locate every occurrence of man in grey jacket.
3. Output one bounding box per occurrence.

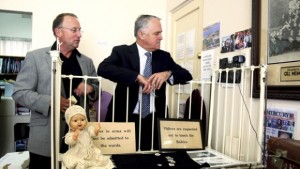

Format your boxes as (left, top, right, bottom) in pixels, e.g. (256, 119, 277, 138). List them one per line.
(12, 13, 99, 169)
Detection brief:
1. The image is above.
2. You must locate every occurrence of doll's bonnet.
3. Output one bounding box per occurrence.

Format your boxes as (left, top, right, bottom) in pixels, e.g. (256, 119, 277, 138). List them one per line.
(65, 105, 87, 126)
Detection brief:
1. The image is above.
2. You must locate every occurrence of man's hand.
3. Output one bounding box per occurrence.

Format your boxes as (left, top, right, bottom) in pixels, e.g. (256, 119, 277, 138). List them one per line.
(61, 96, 71, 112)
(74, 82, 94, 96)
(148, 71, 171, 90)
(136, 74, 153, 94)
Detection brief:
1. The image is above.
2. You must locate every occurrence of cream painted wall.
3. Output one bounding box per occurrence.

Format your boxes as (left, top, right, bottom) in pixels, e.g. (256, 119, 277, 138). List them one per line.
(201, 0, 299, 154)
(203, 0, 252, 67)
(1, 0, 167, 91)
(2, 0, 299, 140)
(166, 0, 298, 160)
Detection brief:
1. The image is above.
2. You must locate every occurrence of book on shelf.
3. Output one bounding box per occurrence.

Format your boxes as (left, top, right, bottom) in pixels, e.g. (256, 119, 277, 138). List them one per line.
(1, 57, 24, 74)
(16, 103, 31, 116)
(0, 58, 3, 73)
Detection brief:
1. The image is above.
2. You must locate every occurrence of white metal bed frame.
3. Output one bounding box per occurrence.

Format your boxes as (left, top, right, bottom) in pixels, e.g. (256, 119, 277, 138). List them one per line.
(50, 51, 267, 168)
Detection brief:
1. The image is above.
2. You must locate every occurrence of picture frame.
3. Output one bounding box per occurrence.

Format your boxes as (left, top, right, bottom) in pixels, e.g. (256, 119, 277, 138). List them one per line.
(267, 0, 300, 64)
(251, 0, 300, 100)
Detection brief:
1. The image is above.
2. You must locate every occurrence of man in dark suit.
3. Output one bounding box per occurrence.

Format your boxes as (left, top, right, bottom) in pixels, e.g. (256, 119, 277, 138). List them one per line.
(97, 14, 192, 150)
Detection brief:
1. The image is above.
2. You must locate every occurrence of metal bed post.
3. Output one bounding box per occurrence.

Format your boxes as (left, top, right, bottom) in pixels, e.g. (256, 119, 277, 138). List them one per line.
(229, 67, 237, 157)
(97, 78, 102, 122)
(256, 65, 267, 162)
(238, 66, 246, 161)
(222, 68, 229, 154)
(50, 50, 62, 169)
(214, 69, 222, 150)
(207, 69, 217, 149)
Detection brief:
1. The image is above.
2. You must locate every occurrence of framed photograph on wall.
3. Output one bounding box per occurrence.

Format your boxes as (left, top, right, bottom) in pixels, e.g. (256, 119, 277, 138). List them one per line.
(252, 0, 300, 100)
(267, 0, 300, 64)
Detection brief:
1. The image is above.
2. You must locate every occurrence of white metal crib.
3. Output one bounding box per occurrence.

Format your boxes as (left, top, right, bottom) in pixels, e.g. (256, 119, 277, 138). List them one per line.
(50, 51, 267, 168)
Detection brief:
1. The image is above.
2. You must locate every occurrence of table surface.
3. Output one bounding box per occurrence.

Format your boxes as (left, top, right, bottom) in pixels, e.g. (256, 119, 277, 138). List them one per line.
(0, 151, 29, 169)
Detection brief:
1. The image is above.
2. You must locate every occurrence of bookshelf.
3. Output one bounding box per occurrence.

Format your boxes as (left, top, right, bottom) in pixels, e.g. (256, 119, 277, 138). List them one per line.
(0, 55, 25, 98)
(0, 97, 30, 157)
(0, 55, 29, 158)
(0, 55, 25, 80)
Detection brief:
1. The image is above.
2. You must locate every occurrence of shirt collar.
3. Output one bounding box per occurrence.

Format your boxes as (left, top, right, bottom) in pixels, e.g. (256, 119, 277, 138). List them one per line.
(136, 43, 151, 57)
(50, 41, 81, 57)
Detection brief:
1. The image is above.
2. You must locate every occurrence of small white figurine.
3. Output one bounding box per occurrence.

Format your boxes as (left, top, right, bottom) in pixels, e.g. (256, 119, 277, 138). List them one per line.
(61, 105, 114, 169)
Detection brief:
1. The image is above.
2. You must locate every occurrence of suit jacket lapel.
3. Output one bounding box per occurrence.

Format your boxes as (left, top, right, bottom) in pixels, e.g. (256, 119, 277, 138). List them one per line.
(77, 54, 87, 75)
(45, 49, 53, 70)
(129, 43, 140, 73)
(45, 48, 67, 97)
(151, 51, 160, 73)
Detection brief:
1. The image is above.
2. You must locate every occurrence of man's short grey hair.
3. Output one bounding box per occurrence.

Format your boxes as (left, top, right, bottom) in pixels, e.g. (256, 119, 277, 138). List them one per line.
(134, 14, 160, 37)
(52, 13, 77, 37)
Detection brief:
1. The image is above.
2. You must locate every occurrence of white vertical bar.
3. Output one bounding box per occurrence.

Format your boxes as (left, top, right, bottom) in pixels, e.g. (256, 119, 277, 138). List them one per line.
(126, 87, 129, 122)
(170, 86, 174, 118)
(229, 68, 237, 157)
(200, 83, 204, 120)
(215, 70, 222, 150)
(138, 86, 142, 152)
(176, 84, 181, 118)
(165, 85, 169, 118)
(97, 78, 101, 122)
(257, 65, 266, 162)
(50, 50, 62, 169)
(207, 70, 217, 149)
(232, 137, 240, 159)
(222, 68, 229, 154)
(188, 82, 192, 119)
(151, 91, 155, 151)
(83, 76, 87, 110)
(68, 75, 73, 106)
(112, 84, 116, 122)
(237, 66, 246, 160)
(246, 66, 255, 161)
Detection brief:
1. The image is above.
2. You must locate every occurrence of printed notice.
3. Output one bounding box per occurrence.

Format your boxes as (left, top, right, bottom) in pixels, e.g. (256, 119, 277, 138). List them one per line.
(201, 50, 214, 81)
(158, 119, 203, 150)
(280, 66, 300, 81)
(90, 122, 136, 154)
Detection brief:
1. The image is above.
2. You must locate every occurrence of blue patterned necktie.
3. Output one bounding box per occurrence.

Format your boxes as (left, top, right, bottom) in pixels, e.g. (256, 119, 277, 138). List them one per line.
(142, 52, 152, 118)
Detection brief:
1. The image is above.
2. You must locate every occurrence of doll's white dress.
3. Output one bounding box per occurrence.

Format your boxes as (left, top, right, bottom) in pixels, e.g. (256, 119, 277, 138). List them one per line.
(61, 126, 113, 169)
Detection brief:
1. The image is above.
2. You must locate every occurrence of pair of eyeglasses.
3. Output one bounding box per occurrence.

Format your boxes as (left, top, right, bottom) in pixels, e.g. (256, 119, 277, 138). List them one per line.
(59, 27, 83, 34)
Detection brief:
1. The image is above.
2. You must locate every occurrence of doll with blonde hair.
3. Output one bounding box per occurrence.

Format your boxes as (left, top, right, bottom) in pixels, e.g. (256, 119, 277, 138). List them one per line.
(61, 105, 113, 169)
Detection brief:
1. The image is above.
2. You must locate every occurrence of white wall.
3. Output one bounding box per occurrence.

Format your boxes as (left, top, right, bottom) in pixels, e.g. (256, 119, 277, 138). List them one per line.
(0, 0, 167, 91)
(202, 0, 299, 141)
(0, 12, 32, 38)
(2, 0, 299, 140)
(1, 0, 167, 91)
(166, 0, 299, 161)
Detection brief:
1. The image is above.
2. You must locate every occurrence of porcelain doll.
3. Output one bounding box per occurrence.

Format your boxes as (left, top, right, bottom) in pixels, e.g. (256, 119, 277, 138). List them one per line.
(61, 105, 113, 169)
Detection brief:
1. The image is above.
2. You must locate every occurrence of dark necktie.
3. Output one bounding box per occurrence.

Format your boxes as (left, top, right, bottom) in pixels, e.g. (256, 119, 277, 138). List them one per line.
(142, 52, 152, 118)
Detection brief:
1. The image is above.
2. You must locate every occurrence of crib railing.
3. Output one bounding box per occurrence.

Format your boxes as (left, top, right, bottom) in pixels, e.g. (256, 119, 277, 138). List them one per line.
(50, 51, 266, 168)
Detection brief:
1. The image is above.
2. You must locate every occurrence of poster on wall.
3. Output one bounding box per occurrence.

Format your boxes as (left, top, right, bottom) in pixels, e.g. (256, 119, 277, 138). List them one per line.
(265, 108, 296, 140)
(176, 32, 185, 59)
(202, 22, 220, 51)
(185, 28, 195, 58)
(201, 50, 214, 81)
(263, 107, 297, 163)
